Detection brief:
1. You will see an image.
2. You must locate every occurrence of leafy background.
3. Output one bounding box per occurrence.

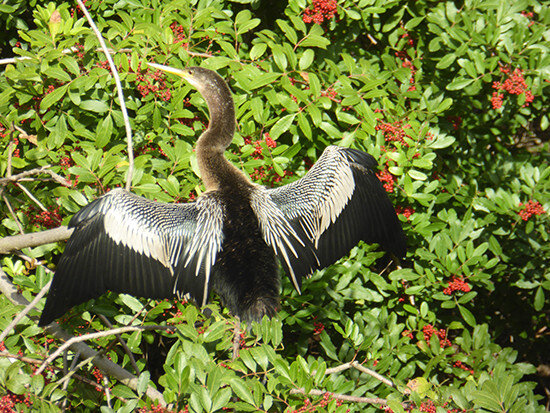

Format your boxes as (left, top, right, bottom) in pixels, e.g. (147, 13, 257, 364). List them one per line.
(0, 0, 548, 411)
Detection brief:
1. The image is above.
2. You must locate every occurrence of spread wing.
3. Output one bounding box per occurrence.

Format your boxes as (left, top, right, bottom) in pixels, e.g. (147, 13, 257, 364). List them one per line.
(39, 188, 224, 326)
(253, 146, 406, 291)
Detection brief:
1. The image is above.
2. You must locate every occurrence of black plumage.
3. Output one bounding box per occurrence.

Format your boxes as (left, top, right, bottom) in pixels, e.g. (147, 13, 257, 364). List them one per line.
(38, 65, 406, 326)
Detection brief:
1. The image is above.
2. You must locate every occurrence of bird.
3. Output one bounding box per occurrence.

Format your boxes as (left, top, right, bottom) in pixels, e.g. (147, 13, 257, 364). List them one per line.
(38, 64, 406, 327)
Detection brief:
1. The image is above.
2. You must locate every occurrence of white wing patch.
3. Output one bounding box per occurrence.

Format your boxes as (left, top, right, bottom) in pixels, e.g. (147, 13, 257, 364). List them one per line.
(249, 187, 306, 293)
(307, 154, 355, 247)
(103, 200, 172, 269)
(181, 196, 224, 305)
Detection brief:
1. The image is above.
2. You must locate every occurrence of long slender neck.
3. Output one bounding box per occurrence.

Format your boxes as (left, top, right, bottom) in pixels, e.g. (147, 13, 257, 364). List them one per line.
(195, 89, 248, 191)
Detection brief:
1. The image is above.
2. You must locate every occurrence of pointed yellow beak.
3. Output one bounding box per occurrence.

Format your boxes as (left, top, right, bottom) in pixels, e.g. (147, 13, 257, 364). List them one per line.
(148, 62, 202, 90)
(147, 62, 188, 77)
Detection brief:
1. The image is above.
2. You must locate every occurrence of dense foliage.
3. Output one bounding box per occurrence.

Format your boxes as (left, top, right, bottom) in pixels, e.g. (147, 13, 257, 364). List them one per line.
(0, 0, 548, 411)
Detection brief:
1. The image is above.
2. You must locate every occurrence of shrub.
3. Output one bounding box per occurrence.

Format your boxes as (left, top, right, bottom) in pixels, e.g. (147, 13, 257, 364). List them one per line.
(0, 0, 548, 411)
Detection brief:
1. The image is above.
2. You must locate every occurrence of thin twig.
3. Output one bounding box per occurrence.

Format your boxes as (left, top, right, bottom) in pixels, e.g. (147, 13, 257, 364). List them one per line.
(36, 325, 174, 376)
(0, 165, 71, 187)
(104, 376, 112, 408)
(0, 267, 166, 405)
(76, 0, 134, 190)
(232, 318, 241, 360)
(290, 388, 388, 405)
(98, 314, 140, 375)
(2, 193, 24, 234)
(0, 350, 124, 398)
(16, 182, 47, 211)
(351, 361, 394, 388)
(0, 226, 73, 254)
(0, 280, 52, 343)
(0, 47, 133, 65)
(324, 361, 353, 375)
(187, 50, 214, 58)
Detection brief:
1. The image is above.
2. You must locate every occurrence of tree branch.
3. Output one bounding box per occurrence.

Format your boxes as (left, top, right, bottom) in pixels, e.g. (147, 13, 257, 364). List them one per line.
(35, 324, 175, 376)
(0, 280, 51, 343)
(0, 226, 73, 254)
(289, 388, 388, 405)
(98, 314, 140, 375)
(0, 267, 166, 405)
(76, 0, 134, 191)
(0, 165, 72, 187)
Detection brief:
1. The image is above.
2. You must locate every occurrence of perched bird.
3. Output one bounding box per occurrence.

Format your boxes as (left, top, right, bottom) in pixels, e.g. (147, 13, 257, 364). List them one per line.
(38, 65, 406, 327)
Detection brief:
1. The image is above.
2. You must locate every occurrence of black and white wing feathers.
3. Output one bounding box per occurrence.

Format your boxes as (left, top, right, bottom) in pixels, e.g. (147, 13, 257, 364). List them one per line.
(261, 146, 406, 288)
(39, 188, 224, 326)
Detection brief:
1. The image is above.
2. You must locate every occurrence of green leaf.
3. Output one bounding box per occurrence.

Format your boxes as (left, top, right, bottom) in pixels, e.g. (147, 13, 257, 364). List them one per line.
(96, 115, 113, 148)
(270, 114, 296, 138)
(436, 97, 453, 113)
(447, 78, 474, 90)
(436, 54, 457, 69)
(408, 169, 427, 181)
(299, 49, 314, 70)
(534, 287, 544, 311)
(230, 378, 255, 405)
(136, 371, 150, 397)
(272, 45, 287, 71)
(458, 305, 476, 327)
(250, 43, 267, 61)
(50, 115, 68, 149)
(80, 99, 110, 113)
(40, 83, 69, 111)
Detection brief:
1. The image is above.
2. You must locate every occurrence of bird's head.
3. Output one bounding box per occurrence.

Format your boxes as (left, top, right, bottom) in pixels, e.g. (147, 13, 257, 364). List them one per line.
(147, 63, 231, 108)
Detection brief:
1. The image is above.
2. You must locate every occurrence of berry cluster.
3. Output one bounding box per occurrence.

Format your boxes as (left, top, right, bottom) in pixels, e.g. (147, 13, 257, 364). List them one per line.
(59, 155, 73, 170)
(136, 62, 172, 101)
(386, 401, 466, 413)
(320, 87, 340, 103)
(291, 393, 347, 413)
(395, 206, 415, 219)
(518, 200, 545, 221)
(30, 208, 62, 229)
(302, 0, 338, 24)
(491, 67, 534, 109)
(443, 277, 471, 295)
(377, 168, 396, 193)
(10, 137, 20, 158)
(453, 360, 474, 375)
(92, 367, 104, 392)
(243, 134, 294, 185)
(0, 392, 32, 411)
(521, 10, 535, 27)
(313, 319, 325, 335)
(422, 324, 451, 348)
(376, 120, 409, 145)
(69, 0, 87, 17)
(446, 115, 462, 131)
(170, 22, 188, 45)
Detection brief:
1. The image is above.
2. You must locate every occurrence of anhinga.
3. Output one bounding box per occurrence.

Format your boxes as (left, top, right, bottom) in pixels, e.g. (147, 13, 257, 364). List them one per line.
(38, 65, 406, 327)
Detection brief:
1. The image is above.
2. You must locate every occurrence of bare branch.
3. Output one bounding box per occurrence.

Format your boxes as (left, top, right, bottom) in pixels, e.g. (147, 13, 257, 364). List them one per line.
(321, 361, 394, 389)
(98, 314, 140, 375)
(2, 193, 24, 234)
(0, 267, 166, 405)
(351, 361, 394, 388)
(290, 388, 388, 405)
(76, 0, 134, 191)
(16, 182, 47, 211)
(0, 280, 52, 343)
(36, 324, 175, 376)
(0, 226, 73, 254)
(0, 165, 72, 187)
(232, 318, 241, 360)
(0, 47, 133, 66)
